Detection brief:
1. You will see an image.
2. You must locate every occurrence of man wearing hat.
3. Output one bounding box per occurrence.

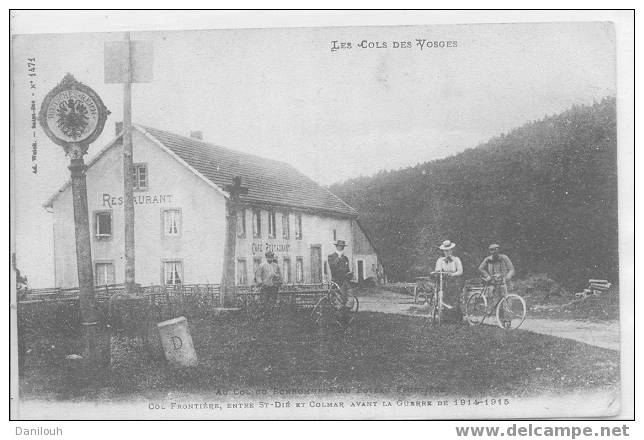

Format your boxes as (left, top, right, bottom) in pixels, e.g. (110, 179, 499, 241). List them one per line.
(327, 239, 355, 325)
(254, 250, 283, 313)
(478, 243, 515, 327)
(478, 244, 515, 283)
(327, 240, 351, 285)
(435, 240, 464, 322)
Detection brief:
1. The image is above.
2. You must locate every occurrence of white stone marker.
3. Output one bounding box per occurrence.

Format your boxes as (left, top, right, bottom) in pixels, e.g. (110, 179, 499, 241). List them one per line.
(157, 316, 198, 368)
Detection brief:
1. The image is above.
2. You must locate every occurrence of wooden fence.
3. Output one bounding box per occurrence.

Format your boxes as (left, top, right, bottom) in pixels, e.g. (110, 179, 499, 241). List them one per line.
(17, 282, 330, 340)
(18, 282, 328, 309)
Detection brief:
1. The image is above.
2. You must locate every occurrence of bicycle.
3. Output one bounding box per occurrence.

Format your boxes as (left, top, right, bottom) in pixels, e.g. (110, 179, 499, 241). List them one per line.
(426, 270, 454, 326)
(310, 276, 359, 330)
(464, 275, 526, 329)
(412, 277, 433, 304)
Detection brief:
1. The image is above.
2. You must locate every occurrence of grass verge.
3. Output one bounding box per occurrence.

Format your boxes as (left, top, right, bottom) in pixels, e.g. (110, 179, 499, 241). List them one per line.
(19, 310, 619, 401)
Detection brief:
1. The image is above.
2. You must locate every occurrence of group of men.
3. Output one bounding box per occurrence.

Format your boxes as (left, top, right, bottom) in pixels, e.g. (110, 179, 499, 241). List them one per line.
(253, 237, 516, 326)
(253, 239, 355, 319)
(434, 240, 515, 325)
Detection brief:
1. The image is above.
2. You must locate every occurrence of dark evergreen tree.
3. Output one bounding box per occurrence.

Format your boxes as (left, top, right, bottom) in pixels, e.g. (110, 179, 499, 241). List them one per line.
(330, 98, 618, 289)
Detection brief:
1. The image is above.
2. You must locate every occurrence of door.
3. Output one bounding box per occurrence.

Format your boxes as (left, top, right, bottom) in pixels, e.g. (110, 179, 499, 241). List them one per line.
(310, 245, 322, 283)
(357, 260, 365, 282)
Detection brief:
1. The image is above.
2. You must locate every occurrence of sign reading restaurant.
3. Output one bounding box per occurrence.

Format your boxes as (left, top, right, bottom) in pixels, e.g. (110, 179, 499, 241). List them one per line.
(44, 124, 382, 288)
(102, 192, 174, 208)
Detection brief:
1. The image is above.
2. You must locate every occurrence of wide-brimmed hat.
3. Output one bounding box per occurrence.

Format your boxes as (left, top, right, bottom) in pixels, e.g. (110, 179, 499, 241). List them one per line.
(265, 250, 275, 258)
(439, 240, 456, 250)
(488, 243, 500, 250)
(334, 240, 348, 247)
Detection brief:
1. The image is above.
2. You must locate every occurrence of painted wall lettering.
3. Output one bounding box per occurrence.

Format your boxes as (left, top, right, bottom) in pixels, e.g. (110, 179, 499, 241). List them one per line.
(102, 193, 173, 208)
(251, 242, 291, 255)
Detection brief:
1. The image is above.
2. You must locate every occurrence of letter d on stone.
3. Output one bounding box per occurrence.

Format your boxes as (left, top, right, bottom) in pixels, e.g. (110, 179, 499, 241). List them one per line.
(157, 316, 198, 368)
(170, 336, 182, 350)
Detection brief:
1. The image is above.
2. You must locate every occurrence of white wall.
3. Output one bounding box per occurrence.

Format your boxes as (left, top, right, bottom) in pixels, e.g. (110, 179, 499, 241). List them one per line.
(235, 209, 354, 284)
(50, 130, 378, 288)
(352, 254, 379, 280)
(51, 130, 227, 287)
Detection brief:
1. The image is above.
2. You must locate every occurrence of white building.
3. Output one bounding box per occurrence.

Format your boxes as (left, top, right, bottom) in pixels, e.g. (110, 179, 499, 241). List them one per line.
(44, 125, 382, 288)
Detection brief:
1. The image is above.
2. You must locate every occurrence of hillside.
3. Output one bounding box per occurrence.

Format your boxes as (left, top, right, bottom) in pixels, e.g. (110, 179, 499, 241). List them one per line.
(330, 98, 618, 288)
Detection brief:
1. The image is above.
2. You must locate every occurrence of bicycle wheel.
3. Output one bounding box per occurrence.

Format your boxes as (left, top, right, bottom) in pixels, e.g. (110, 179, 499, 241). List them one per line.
(311, 296, 332, 325)
(414, 280, 431, 304)
(343, 292, 359, 326)
(496, 294, 526, 329)
(465, 292, 488, 326)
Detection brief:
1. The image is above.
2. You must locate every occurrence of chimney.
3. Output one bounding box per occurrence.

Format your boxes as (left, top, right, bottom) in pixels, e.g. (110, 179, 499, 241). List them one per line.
(190, 130, 203, 140)
(115, 121, 123, 136)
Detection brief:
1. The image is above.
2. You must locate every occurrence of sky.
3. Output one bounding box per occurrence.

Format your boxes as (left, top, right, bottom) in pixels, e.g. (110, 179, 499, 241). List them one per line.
(12, 21, 616, 286)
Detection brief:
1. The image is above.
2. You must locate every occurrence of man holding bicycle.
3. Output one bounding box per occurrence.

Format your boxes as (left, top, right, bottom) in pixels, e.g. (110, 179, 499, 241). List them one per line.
(326, 239, 355, 325)
(478, 243, 515, 328)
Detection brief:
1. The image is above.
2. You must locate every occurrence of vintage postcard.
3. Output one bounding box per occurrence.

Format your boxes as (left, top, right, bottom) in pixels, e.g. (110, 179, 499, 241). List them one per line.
(9, 11, 633, 421)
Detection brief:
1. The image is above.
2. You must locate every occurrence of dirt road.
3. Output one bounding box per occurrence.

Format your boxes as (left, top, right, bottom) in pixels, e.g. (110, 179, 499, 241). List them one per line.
(358, 289, 619, 351)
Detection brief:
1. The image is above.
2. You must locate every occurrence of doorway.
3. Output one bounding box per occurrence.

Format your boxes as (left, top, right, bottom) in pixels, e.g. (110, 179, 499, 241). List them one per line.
(357, 260, 365, 282)
(310, 245, 322, 283)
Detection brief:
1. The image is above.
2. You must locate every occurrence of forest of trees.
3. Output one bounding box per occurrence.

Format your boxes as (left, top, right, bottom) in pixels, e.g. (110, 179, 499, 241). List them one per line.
(330, 98, 618, 289)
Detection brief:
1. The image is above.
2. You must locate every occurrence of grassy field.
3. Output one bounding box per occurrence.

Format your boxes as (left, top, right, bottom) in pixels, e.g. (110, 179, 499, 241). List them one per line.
(527, 292, 619, 321)
(19, 310, 619, 401)
(512, 274, 620, 322)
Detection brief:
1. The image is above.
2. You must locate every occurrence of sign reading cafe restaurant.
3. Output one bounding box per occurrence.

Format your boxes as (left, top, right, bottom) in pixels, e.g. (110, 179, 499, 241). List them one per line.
(44, 124, 383, 288)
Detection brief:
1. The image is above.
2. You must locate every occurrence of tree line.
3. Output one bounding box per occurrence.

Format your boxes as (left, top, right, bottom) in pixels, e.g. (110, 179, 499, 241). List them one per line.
(330, 97, 618, 289)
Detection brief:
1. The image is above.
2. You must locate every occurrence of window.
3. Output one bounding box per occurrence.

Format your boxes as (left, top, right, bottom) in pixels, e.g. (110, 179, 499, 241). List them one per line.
(132, 164, 148, 190)
(163, 209, 181, 237)
(252, 209, 261, 238)
(253, 257, 262, 283)
(268, 211, 276, 238)
(282, 213, 290, 239)
(163, 260, 183, 286)
(295, 214, 303, 240)
(236, 259, 247, 285)
(95, 262, 115, 286)
(333, 229, 337, 241)
(95, 211, 112, 239)
(282, 257, 291, 283)
(295, 257, 304, 283)
(237, 209, 246, 238)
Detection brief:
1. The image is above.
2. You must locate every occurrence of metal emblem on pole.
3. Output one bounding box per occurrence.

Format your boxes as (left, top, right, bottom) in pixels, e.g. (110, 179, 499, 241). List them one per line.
(38, 73, 110, 367)
(38, 73, 109, 152)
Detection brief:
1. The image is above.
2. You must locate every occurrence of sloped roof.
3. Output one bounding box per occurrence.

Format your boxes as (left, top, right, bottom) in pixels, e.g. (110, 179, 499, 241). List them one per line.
(45, 125, 358, 218)
(139, 126, 358, 217)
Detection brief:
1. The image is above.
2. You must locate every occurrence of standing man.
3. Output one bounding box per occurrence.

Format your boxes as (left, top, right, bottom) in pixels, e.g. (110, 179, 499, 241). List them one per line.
(254, 251, 282, 316)
(478, 243, 515, 327)
(326, 239, 355, 325)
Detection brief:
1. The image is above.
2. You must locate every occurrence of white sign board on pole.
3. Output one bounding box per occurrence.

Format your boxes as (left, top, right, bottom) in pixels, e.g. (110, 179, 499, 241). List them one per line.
(104, 40, 153, 83)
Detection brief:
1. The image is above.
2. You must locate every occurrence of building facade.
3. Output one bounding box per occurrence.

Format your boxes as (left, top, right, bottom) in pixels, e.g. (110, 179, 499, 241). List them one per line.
(44, 125, 382, 288)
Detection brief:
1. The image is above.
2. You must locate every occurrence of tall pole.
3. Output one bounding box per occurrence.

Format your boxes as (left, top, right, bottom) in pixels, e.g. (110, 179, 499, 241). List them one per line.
(123, 32, 136, 294)
(221, 201, 237, 307)
(39, 73, 111, 370)
(221, 177, 247, 307)
(68, 151, 100, 365)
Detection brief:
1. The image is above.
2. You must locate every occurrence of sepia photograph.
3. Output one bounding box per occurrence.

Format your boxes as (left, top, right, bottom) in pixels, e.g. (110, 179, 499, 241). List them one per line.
(9, 10, 634, 422)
